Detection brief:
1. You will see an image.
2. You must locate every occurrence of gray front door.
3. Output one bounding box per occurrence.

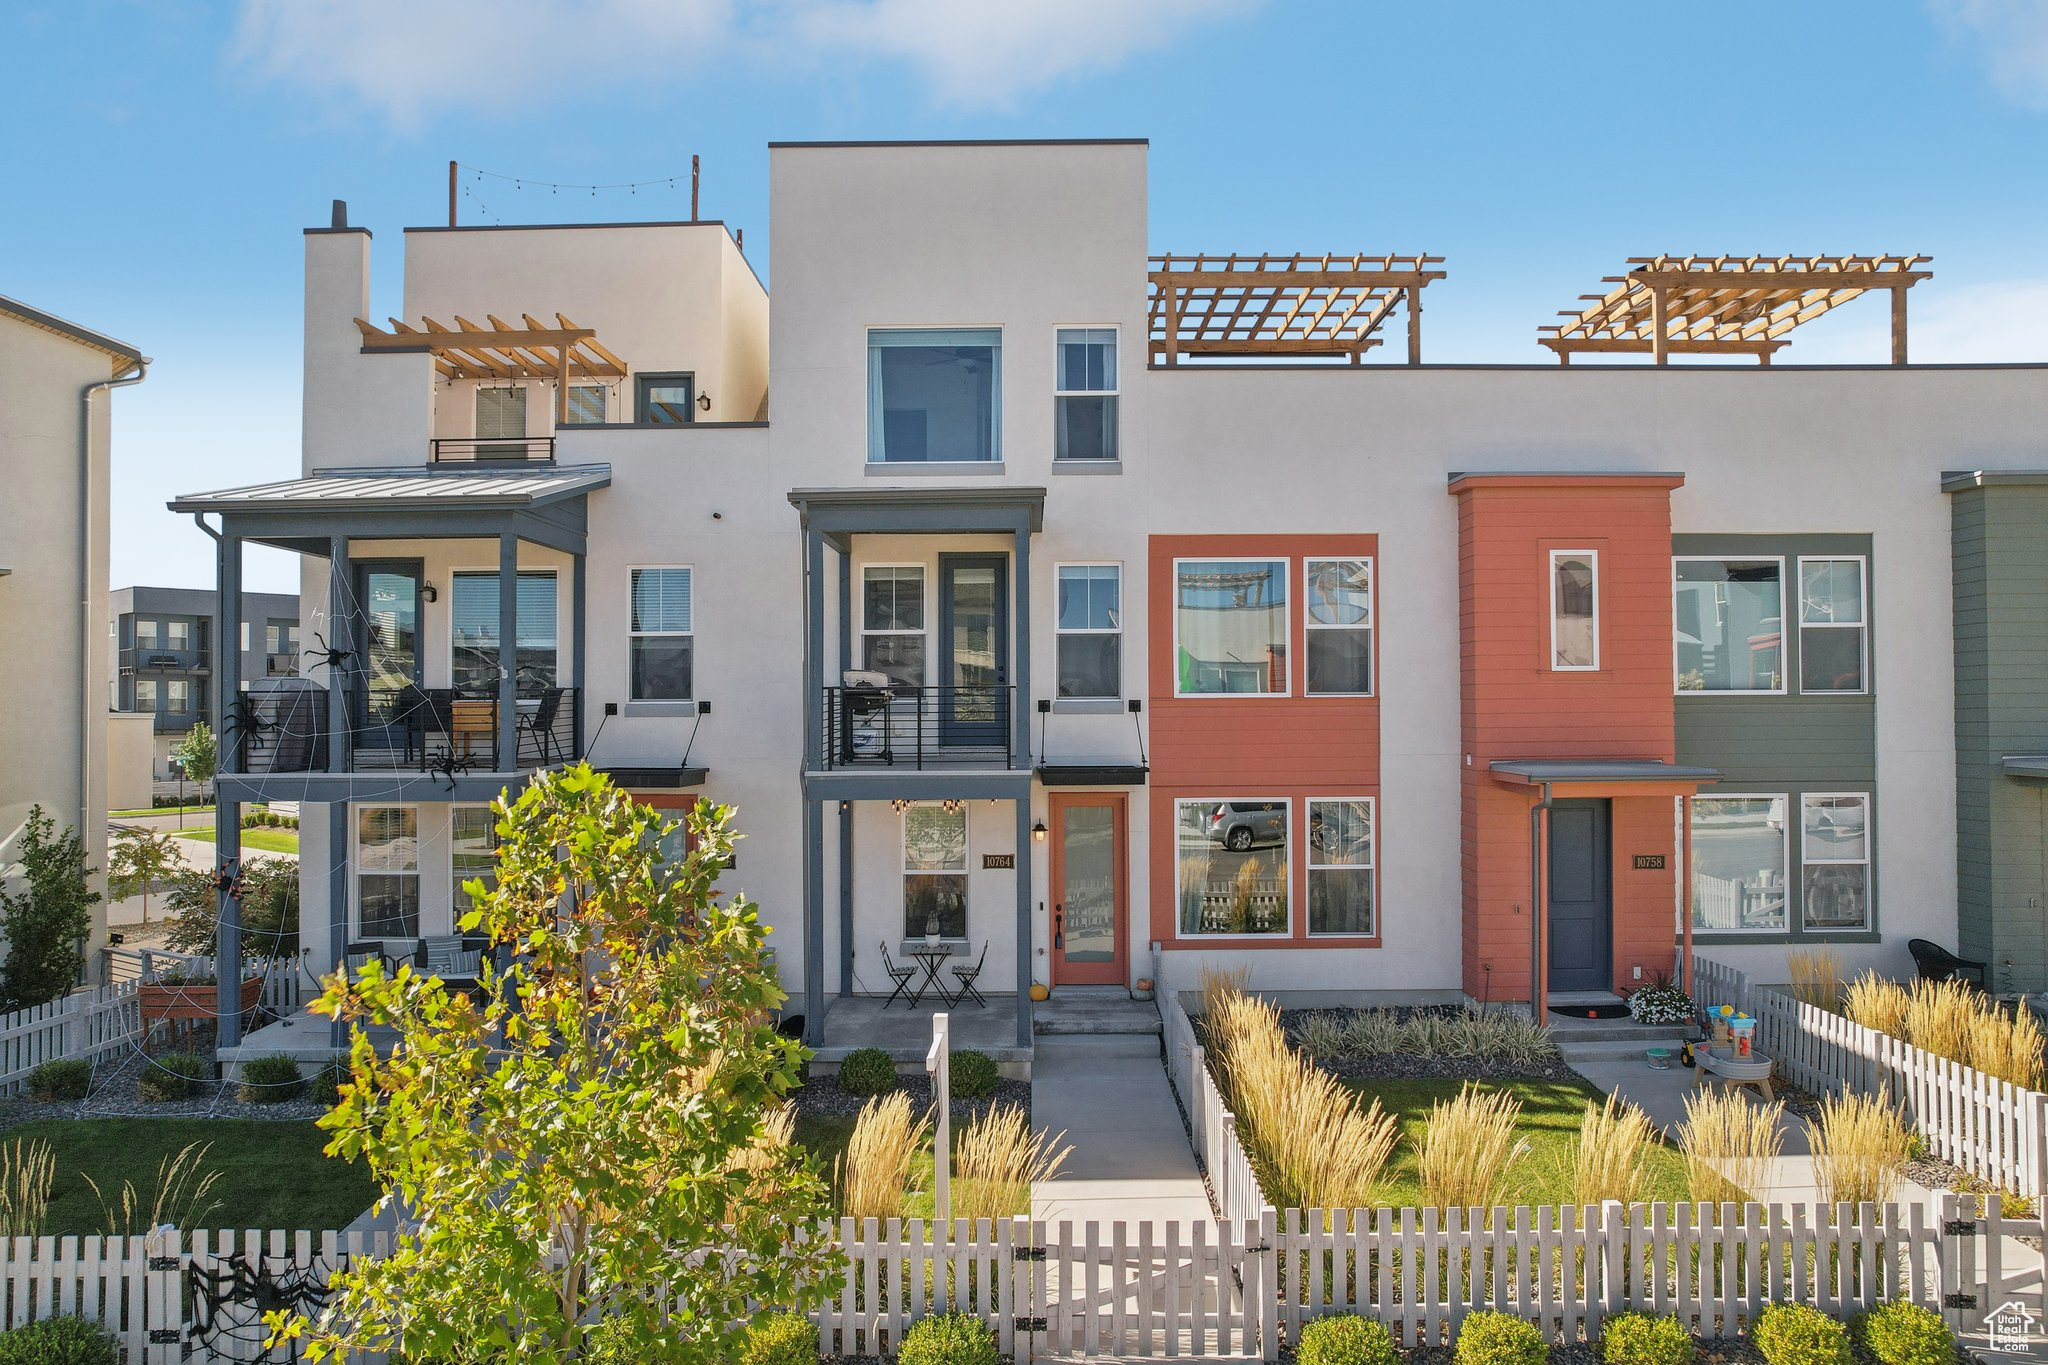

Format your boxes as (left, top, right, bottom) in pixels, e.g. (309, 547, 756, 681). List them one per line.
(1548, 798, 1612, 993)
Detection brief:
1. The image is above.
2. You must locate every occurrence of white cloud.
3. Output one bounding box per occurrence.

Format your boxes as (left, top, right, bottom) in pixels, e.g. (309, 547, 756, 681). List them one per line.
(231, 0, 1262, 127)
(1772, 279, 2048, 364)
(1929, 0, 2048, 110)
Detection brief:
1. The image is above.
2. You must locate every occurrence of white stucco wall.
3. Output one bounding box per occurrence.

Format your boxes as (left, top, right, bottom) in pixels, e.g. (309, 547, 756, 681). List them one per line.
(302, 230, 434, 472)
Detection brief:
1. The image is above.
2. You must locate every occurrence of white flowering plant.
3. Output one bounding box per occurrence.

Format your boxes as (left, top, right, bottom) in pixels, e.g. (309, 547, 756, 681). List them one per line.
(1626, 975, 1696, 1025)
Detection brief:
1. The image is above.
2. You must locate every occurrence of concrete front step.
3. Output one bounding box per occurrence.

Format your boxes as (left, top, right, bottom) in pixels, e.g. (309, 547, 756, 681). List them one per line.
(1033, 1033, 1164, 1061)
(1557, 1029, 1695, 1065)
(1034, 988, 1164, 1037)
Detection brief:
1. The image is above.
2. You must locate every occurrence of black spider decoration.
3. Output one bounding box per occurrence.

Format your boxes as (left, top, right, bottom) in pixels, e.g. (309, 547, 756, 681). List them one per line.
(209, 859, 246, 901)
(186, 1251, 347, 1362)
(302, 630, 353, 673)
(219, 694, 275, 757)
(426, 746, 469, 792)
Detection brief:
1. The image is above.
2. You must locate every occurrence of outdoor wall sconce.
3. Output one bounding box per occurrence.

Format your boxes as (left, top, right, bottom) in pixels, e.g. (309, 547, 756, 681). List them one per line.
(696, 392, 712, 411)
(1032, 819, 1047, 842)
(421, 581, 439, 603)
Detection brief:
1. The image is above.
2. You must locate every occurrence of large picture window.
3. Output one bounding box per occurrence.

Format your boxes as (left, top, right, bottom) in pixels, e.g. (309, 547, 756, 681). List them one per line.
(1798, 557, 1867, 694)
(1176, 799, 1289, 936)
(356, 806, 419, 940)
(1689, 796, 1789, 933)
(868, 329, 1001, 463)
(862, 565, 927, 688)
(1054, 327, 1118, 460)
(629, 567, 693, 701)
(1308, 798, 1374, 936)
(1802, 793, 1870, 929)
(452, 570, 558, 693)
(1551, 550, 1598, 671)
(1175, 559, 1288, 696)
(1305, 559, 1373, 696)
(1056, 564, 1121, 698)
(452, 805, 497, 918)
(903, 804, 968, 939)
(1675, 558, 1785, 694)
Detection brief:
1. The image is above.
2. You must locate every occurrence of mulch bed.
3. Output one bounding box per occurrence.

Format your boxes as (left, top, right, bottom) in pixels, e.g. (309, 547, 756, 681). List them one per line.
(0, 1026, 328, 1130)
(788, 1073, 1031, 1122)
(1279, 1334, 1765, 1365)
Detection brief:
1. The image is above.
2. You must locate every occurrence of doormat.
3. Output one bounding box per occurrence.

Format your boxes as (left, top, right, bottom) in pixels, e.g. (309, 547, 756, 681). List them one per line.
(1550, 1003, 1632, 1021)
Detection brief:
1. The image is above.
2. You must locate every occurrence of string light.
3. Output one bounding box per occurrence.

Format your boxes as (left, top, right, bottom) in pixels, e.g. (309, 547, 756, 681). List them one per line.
(460, 162, 689, 198)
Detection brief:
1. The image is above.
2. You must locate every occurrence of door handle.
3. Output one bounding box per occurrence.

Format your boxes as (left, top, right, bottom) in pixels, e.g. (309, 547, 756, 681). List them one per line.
(1053, 905, 1064, 949)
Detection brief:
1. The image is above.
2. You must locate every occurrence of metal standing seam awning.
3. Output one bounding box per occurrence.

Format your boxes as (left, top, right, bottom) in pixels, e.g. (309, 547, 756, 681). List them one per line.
(1489, 758, 1721, 795)
(2002, 756, 2048, 781)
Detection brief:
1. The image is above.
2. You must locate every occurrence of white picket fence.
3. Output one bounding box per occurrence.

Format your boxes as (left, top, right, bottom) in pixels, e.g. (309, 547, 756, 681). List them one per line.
(1160, 987, 1273, 1225)
(1694, 957, 2048, 1201)
(0, 985, 140, 1096)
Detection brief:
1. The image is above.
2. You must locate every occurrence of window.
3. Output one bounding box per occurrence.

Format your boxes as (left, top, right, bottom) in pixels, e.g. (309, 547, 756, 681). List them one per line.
(166, 620, 190, 651)
(1175, 559, 1287, 695)
(1055, 327, 1118, 460)
(1799, 557, 1867, 694)
(266, 622, 298, 656)
(134, 679, 158, 712)
(165, 680, 191, 714)
(1305, 559, 1373, 695)
(1674, 558, 1785, 693)
(1056, 565, 1121, 698)
(1689, 796, 1789, 932)
(635, 373, 695, 424)
(134, 619, 160, 650)
(868, 329, 1001, 463)
(1308, 798, 1374, 936)
(1802, 793, 1870, 929)
(475, 386, 528, 457)
(357, 806, 419, 939)
(629, 567, 694, 701)
(451, 571, 558, 693)
(1176, 799, 1289, 935)
(452, 805, 497, 919)
(240, 622, 252, 652)
(564, 384, 607, 425)
(861, 566, 927, 688)
(1551, 550, 1598, 670)
(903, 804, 968, 939)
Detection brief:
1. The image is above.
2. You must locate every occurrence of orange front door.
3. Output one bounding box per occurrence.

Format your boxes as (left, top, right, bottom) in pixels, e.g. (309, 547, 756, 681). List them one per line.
(1050, 793, 1128, 986)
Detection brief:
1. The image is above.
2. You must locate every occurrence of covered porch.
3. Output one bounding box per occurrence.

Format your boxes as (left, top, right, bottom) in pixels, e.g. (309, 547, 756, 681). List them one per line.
(809, 995, 1028, 1074)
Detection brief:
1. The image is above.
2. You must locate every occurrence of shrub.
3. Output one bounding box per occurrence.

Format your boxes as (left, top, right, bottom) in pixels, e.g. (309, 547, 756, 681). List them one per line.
(1345, 1009, 1403, 1057)
(898, 1311, 997, 1365)
(1807, 1091, 1910, 1206)
(1850, 1303, 1955, 1365)
(1456, 1310, 1549, 1365)
(1626, 980, 1694, 1026)
(836, 1047, 898, 1096)
(1600, 1311, 1694, 1365)
(738, 1311, 815, 1365)
(950, 1048, 1000, 1099)
(26, 1060, 91, 1103)
(0, 1314, 120, 1365)
(1755, 1303, 1851, 1365)
(953, 1103, 1070, 1223)
(1295, 1012, 1353, 1060)
(1676, 1086, 1782, 1204)
(138, 1052, 208, 1102)
(238, 1054, 305, 1104)
(309, 1059, 346, 1107)
(1418, 1082, 1522, 1210)
(1298, 1313, 1399, 1365)
(838, 1092, 929, 1222)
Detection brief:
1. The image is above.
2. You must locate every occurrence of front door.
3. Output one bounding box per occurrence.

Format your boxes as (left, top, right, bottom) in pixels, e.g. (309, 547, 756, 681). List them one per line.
(1547, 797, 1613, 993)
(354, 561, 423, 748)
(938, 555, 1009, 748)
(1051, 793, 1127, 985)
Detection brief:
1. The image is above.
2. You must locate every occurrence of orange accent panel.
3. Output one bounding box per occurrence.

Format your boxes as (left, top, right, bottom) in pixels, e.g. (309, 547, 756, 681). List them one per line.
(1610, 796, 1679, 991)
(1148, 534, 1380, 951)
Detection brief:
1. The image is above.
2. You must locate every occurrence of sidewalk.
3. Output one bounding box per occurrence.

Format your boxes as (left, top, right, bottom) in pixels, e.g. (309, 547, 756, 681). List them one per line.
(1031, 1034, 1214, 1230)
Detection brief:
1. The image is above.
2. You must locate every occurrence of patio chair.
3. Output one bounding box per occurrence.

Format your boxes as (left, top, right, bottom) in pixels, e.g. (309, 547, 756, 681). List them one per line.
(877, 941, 916, 1008)
(949, 940, 989, 1009)
(421, 935, 484, 986)
(1907, 938, 1988, 990)
(517, 686, 568, 765)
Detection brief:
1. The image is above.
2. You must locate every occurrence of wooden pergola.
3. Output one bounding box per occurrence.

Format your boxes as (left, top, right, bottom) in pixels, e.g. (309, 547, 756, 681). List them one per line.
(1149, 253, 1447, 366)
(1539, 255, 1932, 366)
(355, 312, 628, 421)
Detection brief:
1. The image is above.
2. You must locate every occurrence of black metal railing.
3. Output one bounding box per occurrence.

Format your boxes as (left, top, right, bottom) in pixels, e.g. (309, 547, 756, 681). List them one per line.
(227, 684, 581, 776)
(820, 684, 1014, 770)
(430, 437, 555, 464)
(119, 645, 211, 674)
(227, 684, 329, 775)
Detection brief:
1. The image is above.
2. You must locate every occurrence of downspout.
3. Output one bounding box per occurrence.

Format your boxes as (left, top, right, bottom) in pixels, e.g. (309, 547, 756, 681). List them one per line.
(1528, 782, 1553, 1020)
(81, 357, 149, 853)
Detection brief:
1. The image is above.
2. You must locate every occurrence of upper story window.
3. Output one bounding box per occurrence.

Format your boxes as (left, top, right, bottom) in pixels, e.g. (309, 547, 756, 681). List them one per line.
(636, 374, 695, 425)
(1550, 550, 1598, 671)
(861, 565, 927, 687)
(1056, 564, 1121, 698)
(165, 619, 190, 651)
(629, 567, 694, 701)
(1175, 559, 1287, 696)
(475, 386, 527, 448)
(134, 618, 160, 650)
(1055, 328, 1118, 461)
(266, 622, 299, 656)
(165, 680, 191, 714)
(1306, 559, 1373, 696)
(452, 571, 558, 693)
(1798, 557, 1867, 694)
(1674, 557, 1784, 694)
(562, 384, 607, 425)
(134, 679, 158, 712)
(868, 329, 1001, 463)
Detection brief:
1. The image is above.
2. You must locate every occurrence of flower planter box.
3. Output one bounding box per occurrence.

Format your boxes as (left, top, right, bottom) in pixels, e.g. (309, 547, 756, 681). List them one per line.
(140, 975, 262, 1024)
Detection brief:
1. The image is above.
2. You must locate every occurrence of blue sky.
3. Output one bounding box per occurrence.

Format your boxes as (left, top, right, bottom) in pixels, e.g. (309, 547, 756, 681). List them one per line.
(6, 0, 2047, 593)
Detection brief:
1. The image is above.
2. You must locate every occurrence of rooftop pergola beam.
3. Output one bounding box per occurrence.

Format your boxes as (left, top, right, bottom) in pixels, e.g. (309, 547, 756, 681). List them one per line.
(1148, 252, 1445, 365)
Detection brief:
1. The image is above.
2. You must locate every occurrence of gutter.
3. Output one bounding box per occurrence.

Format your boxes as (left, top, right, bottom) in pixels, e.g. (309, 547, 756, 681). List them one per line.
(1528, 781, 1553, 1021)
(81, 357, 149, 861)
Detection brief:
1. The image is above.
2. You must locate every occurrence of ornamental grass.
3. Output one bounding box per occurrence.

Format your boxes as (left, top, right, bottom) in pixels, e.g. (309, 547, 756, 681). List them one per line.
(838, 1092, 929, 1223)
(1567, 1092, 1659, 1206)
(1808, 1090, 1911, 1206)
(0, 1138, 54, 1239)
(951, 1103, 1070, 1224)
(1964, 1000, 2046, 1090)
(1676, 1086, 1783, 1205)
(1787, 946, 1844, 1014)
(1843, 972, 1911, 1039)
(1416, 1082, 1522, 1211)
(1901, 977, 1976, 1069)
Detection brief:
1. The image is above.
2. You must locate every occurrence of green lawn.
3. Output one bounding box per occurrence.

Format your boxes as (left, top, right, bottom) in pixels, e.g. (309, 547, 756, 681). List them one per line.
(1341, 1076, 1691, 1208)
(110, 805, 214, 819)
(174, 826, 300, 855)
(5, 1119, 377, 1236)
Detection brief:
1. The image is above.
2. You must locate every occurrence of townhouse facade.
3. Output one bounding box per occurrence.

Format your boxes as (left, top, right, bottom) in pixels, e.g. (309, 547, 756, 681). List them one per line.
(110, 586, 299, 778)
(170, 142, 2048, 1063)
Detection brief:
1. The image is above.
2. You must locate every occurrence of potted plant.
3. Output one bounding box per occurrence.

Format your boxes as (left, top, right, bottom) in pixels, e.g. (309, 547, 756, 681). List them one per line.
(1626, 971, 1695, 1026)
(140, 968, 264, 1024)
(1131, 977, 1155, 1002)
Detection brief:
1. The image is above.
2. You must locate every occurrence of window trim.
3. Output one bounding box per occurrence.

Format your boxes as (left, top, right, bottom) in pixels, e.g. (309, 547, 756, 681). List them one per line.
(1053, 324, 1119, 463)
(1172, 556, 1292, 700)
(866, 326, 1004, 464)
(1174, 796, 1294, 939)
(628, 564, 695, 703)
(1795, 555, 1869, 696)
(1306, 795, 1375, 938)
(446, 566, 561, 693)
(902, 801, 970, 940)
(1687, 792, 1792, 936)
(1799, 790, 1872, 933)
(1304, 556, 1376, 698)
(353, 803, 422, 942)
(1054, 561, 1123, 700)
(858, 562, 930, 687)
(1549, 548, 1600, 672)
(1673, 555, 1789, 696)
(634, 372, 697, 425)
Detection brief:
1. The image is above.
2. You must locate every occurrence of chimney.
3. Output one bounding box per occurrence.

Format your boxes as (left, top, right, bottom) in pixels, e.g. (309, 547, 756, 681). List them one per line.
(331, 199, 349, 229)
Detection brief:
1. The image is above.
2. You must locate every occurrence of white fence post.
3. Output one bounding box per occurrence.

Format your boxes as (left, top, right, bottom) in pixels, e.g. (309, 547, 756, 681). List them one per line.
(927, 1013, 950, 1226)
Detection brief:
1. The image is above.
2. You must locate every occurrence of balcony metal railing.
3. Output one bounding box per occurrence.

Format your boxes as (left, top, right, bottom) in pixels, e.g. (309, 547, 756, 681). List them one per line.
(820, 684, 1014, 771)
(430, 437, 556, 464)
(227, 684, 581, 776)
(119, 645, 211, 674)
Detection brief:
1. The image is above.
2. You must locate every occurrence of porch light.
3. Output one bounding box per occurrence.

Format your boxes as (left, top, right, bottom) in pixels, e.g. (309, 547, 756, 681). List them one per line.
(421, 581, 438, 603)
(1032, 819, 1047, 842)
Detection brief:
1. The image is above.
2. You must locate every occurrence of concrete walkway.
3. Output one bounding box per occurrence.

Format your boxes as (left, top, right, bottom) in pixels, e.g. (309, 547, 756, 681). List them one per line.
(1031, 1034, 1213, 1230)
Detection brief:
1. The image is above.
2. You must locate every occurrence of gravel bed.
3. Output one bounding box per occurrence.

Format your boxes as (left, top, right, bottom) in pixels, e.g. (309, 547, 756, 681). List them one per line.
(1279, 1334, 1764, 1364)
(788, 1074, 1031, 1122)
(0, 1032, 328, 1129)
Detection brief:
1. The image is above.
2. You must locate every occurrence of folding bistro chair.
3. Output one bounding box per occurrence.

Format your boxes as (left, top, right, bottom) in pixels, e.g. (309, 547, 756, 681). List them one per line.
(878, 941, 916, 1008)
(950, 940, 989, 1009)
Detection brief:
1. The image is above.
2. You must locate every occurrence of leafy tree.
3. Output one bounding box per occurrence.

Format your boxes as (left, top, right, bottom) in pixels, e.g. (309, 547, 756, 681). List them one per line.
(274, 765, 831, 1363)
(0, 807, 100, 1010)
(106, 827, 183, 926)
(171, 722, 218, 797)
(162, 859, 299, 958)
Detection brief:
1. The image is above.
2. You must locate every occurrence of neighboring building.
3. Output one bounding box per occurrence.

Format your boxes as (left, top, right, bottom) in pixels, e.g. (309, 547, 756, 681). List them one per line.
(171, 143, 2048, 1069)
(0, 294, 147, 958)
(110, 586, 300, 779)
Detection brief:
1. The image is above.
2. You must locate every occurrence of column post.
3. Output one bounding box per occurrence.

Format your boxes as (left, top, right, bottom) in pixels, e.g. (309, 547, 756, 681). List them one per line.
(836, 545, 854, 997)
(1891, 285, 1909, 366)
(327, 537, 352, 772)
(803, 794, 825, 1045)
(1406, 284, 1422, 364)
(1011, 527, 1031, 766)
(1650, 285, 1670, 366)
(1015, 797, 1034, 1048)
(215, 534, 244, 1052)
(329, 802, 350, 1046)
(571, 549, 587, 759)
(497, 532, 519, 769)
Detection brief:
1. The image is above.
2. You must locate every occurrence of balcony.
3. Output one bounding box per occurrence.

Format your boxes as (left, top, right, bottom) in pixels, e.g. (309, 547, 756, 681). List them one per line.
(430, 437, 555, 464)
(228, 684, 580, 778)
(820, 684, 1015, 771)
(120, 646, 210, 674)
